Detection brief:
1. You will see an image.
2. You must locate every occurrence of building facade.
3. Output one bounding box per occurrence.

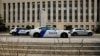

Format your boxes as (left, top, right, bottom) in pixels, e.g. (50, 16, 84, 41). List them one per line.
(0, 0, 1, 15)
(1, 0, 100, 30)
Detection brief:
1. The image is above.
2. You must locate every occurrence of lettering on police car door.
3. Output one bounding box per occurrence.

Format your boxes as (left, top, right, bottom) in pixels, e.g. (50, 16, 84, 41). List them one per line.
(49, 32, 57, 34)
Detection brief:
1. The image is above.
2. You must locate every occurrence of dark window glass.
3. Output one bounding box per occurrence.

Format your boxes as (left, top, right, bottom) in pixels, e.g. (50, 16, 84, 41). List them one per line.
(32, 2, 35, 8)
(42, 1, 45, 8)
(48, 1, 50, 8)
(86, 15, 89, 22)
(69, 16, 72, 22)
(53, 1, 56, 8)
(75, 1, 77, 7)
(27, 2, 30, 8)
(58, 1, 61, 8)
(32, 10, 35, 22)
(69, 1, 72, 7)
(13, 3, 15, 9)
(3, 3, 6, 9)
(8, 3, 10, 10)
(64, 1, 67, 7)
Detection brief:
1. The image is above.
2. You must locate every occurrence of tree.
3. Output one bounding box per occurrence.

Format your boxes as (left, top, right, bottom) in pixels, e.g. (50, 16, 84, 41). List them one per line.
(0, 15, 7, 32)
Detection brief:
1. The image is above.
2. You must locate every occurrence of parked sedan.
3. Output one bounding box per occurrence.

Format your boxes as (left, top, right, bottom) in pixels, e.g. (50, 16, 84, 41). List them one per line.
(71, 28, 93, 36)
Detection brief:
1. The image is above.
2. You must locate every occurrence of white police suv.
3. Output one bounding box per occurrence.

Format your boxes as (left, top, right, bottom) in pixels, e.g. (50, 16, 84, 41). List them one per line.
(29, 26, 71, 38)
(10, 27, 30, 35)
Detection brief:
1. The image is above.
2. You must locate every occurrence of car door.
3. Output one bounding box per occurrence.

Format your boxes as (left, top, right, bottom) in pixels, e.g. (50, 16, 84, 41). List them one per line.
(18, 28, 26, 34)
(44, 27, 58, 37)
(78, 29, 87, 35)
(76, 29, 84, 35)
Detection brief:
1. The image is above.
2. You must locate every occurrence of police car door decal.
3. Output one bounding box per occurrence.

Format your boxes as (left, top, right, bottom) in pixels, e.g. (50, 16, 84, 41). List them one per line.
(40, 29, 47, 37)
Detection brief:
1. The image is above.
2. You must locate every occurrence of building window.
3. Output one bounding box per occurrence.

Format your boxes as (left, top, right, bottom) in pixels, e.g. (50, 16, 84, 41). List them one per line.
(58, 1, 61, 8)
(8, 11, 10, 23)
(69, 16, 72, 22)
(48, 1, 50, 8)
(86, 0, 89, 8)
(69, 1, 72, 7)
(22, 2, 25, 23)
(75, 1, 77, 7)
(23, 2, 25, 9)
(58, 10, 61, 22)
(22, 25, 24, 27)
(91, 16, 94, 22)
(53, 1, 56, 8)
(27, 10, 30, 22)
(3, 3, 6, 23)
(18, 3, 20, 23)
(8, 3, 10, 10)
(80, 25, 83, 28)
(64, 1, 67, 8)
(69, 9, 72, 16)
(17, 25, 19, 27)
(13, 3, 15, 9)
(80, 0, 83, 7)
(32, 2, 35, 8)
(13, 11, 15, 23)
(42, 1, 45, 8)
(48, 9, 50, 22)
(80, 16, 83, 22)
(53, 25, 56, 28)
(37, 2, 40, 9)
(27, 2, 30, 8)
(53, 10, 56, 22)
(12, 25, 15, 28)
(91, 25, 94, 31)
(32, 10, 35, 22)
(86, 15, 89, 22)
(37, 10, 40, 22)
(75, 25, 78, 28)
(32, 25, 34, 29)
(3, 3, 6, 9)
(86, 25, 89, 30)
(4, 11, 6, 23)
(64, 10, 67, 22)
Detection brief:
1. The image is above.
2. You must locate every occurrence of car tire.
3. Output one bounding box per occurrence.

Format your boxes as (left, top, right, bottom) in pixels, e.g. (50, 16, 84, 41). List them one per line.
(12, 32, 16, 35)
(73, 32, 78, 36)
(33, 33, 40, 37)
(60, 33, 68, 38)
(88, 32, 93, 36)
(26, 32, 29, 35)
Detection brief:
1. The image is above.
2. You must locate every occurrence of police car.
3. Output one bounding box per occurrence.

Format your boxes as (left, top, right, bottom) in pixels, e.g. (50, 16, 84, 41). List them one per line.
(29, 26, 71, 38)
(10, 27, 30, 35)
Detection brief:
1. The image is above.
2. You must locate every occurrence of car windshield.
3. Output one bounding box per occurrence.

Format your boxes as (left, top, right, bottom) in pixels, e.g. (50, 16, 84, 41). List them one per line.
(39, 26, 56, 30)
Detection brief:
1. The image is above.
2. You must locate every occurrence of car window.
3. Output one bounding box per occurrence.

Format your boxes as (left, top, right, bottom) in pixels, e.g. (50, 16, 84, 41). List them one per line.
(39, 27, 47, 30)
(47, 27, 56, 30)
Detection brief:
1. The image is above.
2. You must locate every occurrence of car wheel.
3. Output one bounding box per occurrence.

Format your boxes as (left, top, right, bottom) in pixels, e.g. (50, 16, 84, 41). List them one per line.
(26, 32, 29, 35)
(33, 33, 40, 37)
(12, 32, 16, 35)
(73, 32, 78, 36)
(88, 32, 93, 36)
(60, 33, 68, 38)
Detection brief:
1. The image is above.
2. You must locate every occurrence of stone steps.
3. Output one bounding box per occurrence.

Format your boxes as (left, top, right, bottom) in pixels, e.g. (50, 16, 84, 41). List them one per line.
(0, 42, 100, 56)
